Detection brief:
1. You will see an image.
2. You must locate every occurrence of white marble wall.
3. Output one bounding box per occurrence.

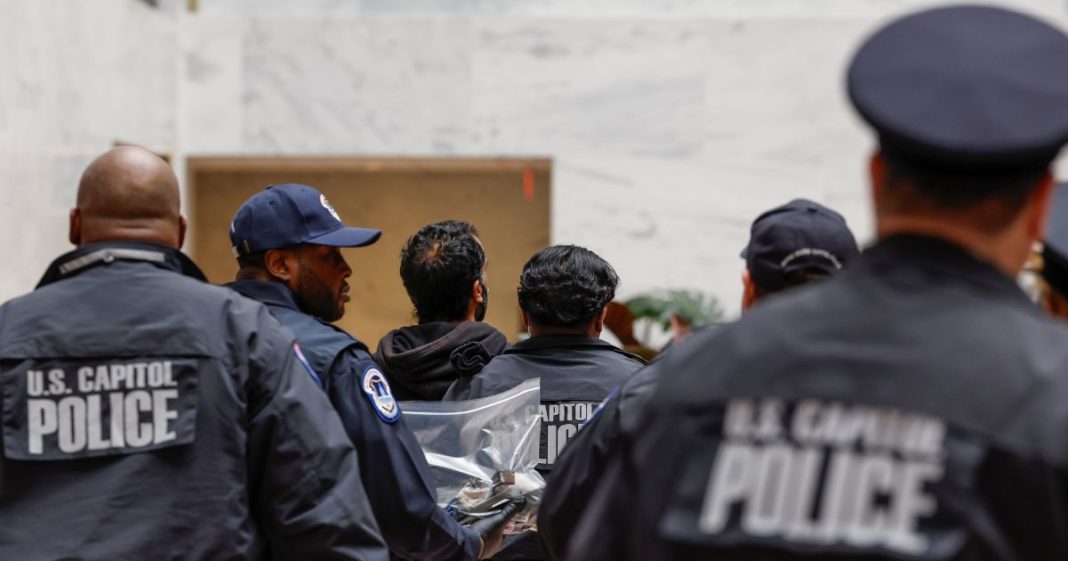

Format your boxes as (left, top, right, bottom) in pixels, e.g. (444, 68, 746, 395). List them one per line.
(3, 0, 1067, 317)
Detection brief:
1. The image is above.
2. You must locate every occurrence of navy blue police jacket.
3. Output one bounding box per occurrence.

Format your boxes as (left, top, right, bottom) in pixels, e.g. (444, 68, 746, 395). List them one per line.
(228, 280, 482, 561)
(444, 335, 645, 560)
(538, 356, 658, 561)
(539, 325, 717, 560)
(0, 241, 387, 561)
(569, 234, 1068, 561)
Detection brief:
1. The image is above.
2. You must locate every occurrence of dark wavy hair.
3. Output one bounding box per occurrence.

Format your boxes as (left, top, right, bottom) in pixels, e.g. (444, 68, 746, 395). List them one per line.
(518, 245, 619, 328)
(400, 220, 485, 323)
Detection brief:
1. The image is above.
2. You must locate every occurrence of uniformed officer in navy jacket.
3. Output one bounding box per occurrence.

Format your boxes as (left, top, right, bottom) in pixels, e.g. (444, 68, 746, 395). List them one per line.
(0, 148, 387, 561)
(226, 184, 518, 561)
(539, 199, 859, 560)
(568, 6, 1068, 561)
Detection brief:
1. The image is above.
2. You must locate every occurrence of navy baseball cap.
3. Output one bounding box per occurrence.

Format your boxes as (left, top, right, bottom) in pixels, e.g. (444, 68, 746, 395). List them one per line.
(848, 5, 1068, 174)
(1043, 182, 1068, 294)
(741, 199, 860, 291)
(229, 183, 381, 257)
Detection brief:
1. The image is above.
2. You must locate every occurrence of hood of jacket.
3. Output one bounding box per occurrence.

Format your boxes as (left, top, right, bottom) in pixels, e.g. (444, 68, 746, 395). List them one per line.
(374, 320, 508, 401)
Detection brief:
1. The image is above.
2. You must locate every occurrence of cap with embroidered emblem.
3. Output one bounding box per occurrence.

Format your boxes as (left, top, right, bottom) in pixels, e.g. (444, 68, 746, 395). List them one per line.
(229, 183, 381, 257)
(741, 199, 860, 291)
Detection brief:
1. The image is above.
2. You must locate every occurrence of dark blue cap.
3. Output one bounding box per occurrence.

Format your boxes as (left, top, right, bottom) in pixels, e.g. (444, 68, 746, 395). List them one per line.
(848, 5, 1068, 173)
(229, 183, 381, 257)
(741, 199, 860, 291)
(1043, 182, 1068, 293)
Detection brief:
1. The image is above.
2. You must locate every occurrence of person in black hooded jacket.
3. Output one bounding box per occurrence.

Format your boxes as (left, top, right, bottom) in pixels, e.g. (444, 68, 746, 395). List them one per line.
(375, 220, 508, 401)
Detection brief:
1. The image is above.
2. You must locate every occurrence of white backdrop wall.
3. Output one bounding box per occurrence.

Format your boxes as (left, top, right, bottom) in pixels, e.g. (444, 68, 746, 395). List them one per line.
(2, 0, 1066, 318)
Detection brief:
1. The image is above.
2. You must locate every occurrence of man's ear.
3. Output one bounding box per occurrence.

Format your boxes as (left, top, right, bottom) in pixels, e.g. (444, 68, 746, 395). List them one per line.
(68, 208, 81, 246)
(741, 268, 757, 312)
(592, 307, 607, 336)
(520, 309, 531, 330)
(264, 249, 297, 282)
(1027, 171, 1056, 242)
(177, 215, 188, 250)
(472, 278, 485, 303)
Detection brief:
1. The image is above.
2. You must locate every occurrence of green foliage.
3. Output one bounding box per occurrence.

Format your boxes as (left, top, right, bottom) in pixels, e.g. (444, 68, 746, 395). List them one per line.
(624, 290, 725, 331)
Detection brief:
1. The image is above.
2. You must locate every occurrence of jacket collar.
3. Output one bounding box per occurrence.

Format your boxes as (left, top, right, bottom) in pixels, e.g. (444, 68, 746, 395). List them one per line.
(863, 234, 1031, 304)
(226, 279, 302, 311)
(506, 335, 627, 354)
(37, 241, 207, 288)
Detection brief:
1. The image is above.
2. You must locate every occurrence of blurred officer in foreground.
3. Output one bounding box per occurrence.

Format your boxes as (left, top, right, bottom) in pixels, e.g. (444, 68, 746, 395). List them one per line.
(0, 149, 386, 560)
(376, 220, 507, 401)
(445, 245, 646, 560)
(539, 199, 858, 560)
(568, 6, 1068, 560)
(226, 184, 516, 561)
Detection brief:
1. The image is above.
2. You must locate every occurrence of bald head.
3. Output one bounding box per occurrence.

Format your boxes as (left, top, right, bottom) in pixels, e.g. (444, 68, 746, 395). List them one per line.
(70, 146, 186, 248)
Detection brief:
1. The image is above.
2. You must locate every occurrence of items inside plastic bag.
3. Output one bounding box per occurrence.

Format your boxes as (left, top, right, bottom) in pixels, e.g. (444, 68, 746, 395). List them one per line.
(400, 379, 544, 534)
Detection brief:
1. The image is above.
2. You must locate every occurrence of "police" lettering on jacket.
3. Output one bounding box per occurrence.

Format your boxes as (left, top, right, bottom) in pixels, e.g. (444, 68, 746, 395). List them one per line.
(2, 359, 199, 461)
(698, 399, 944, 555)
(538, 401, 597, 467)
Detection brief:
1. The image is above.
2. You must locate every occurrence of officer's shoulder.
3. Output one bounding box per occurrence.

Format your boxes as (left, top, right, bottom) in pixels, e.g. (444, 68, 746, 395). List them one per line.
(166, 273, 275, 319)
(643, 278, 850, 404)
(596, 341, 647, 368)
(301, 311, 362, 345)
(472, 351, 517, 378)
(190, 284, 299, 353)
(618, 359, 660, 403)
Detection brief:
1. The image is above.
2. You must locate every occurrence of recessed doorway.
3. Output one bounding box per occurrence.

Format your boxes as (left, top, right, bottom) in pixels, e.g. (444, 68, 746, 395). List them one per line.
(186, 157, 551, 350)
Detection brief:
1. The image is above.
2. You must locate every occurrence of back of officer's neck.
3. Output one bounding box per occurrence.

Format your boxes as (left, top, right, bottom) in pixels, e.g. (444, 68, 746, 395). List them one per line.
(876, 215, 1031, 278)
(78, 222, 181, 250)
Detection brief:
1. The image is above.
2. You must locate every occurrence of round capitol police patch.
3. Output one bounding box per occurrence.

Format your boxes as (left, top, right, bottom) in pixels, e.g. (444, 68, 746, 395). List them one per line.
(361, 366, 400, 423)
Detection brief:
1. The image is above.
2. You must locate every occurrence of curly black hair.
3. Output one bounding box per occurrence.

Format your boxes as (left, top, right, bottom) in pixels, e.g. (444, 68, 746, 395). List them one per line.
(400, 220, 485, 323)
(518, 245, 619, 328)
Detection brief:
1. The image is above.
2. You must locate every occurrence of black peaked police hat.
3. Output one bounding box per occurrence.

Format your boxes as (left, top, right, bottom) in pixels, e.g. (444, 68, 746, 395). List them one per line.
(848, 5, 1068, 175)
(741, 199, 860, 291)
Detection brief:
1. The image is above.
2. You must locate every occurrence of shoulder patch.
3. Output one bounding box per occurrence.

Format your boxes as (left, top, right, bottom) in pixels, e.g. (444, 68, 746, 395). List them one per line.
(361, 366, 400, 423)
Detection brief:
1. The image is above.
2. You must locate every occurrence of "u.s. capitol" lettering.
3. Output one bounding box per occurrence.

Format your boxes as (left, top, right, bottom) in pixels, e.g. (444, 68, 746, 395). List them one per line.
(25, 361, 181, 455)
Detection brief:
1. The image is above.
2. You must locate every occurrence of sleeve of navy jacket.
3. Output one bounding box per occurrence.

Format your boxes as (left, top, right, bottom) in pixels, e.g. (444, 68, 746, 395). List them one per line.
(245, 304, 390, 561)
(327, 346, 483, 561)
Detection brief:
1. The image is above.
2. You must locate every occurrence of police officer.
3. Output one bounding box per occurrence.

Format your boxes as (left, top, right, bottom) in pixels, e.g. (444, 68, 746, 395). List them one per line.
(567, 6, 1068, 560)
(539, 199, 859, 560)
(445, 245, 645, 561)
(225, 183, 517, 561)
(0, 148, 387, 560)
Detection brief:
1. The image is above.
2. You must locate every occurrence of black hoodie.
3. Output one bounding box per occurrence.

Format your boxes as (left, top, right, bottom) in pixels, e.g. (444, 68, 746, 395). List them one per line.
(374, 321, 508, 401)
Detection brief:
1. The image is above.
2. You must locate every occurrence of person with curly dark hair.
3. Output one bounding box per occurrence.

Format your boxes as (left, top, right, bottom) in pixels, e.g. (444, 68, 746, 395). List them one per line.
(375, 220, 508, 401)
(444, 245, 645, 561)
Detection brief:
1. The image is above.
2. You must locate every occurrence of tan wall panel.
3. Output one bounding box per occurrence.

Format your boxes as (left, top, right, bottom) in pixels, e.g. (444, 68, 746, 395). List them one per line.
(188, 158, 551, 351)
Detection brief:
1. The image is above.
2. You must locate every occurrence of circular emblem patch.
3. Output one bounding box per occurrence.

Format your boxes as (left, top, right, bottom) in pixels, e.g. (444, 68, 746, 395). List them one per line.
(320, 193, 342, 222)
(362, 367, 400, 423)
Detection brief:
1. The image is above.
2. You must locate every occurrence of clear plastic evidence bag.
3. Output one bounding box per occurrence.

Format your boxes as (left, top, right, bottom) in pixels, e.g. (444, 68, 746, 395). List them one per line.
(400, 378, 545, 532)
